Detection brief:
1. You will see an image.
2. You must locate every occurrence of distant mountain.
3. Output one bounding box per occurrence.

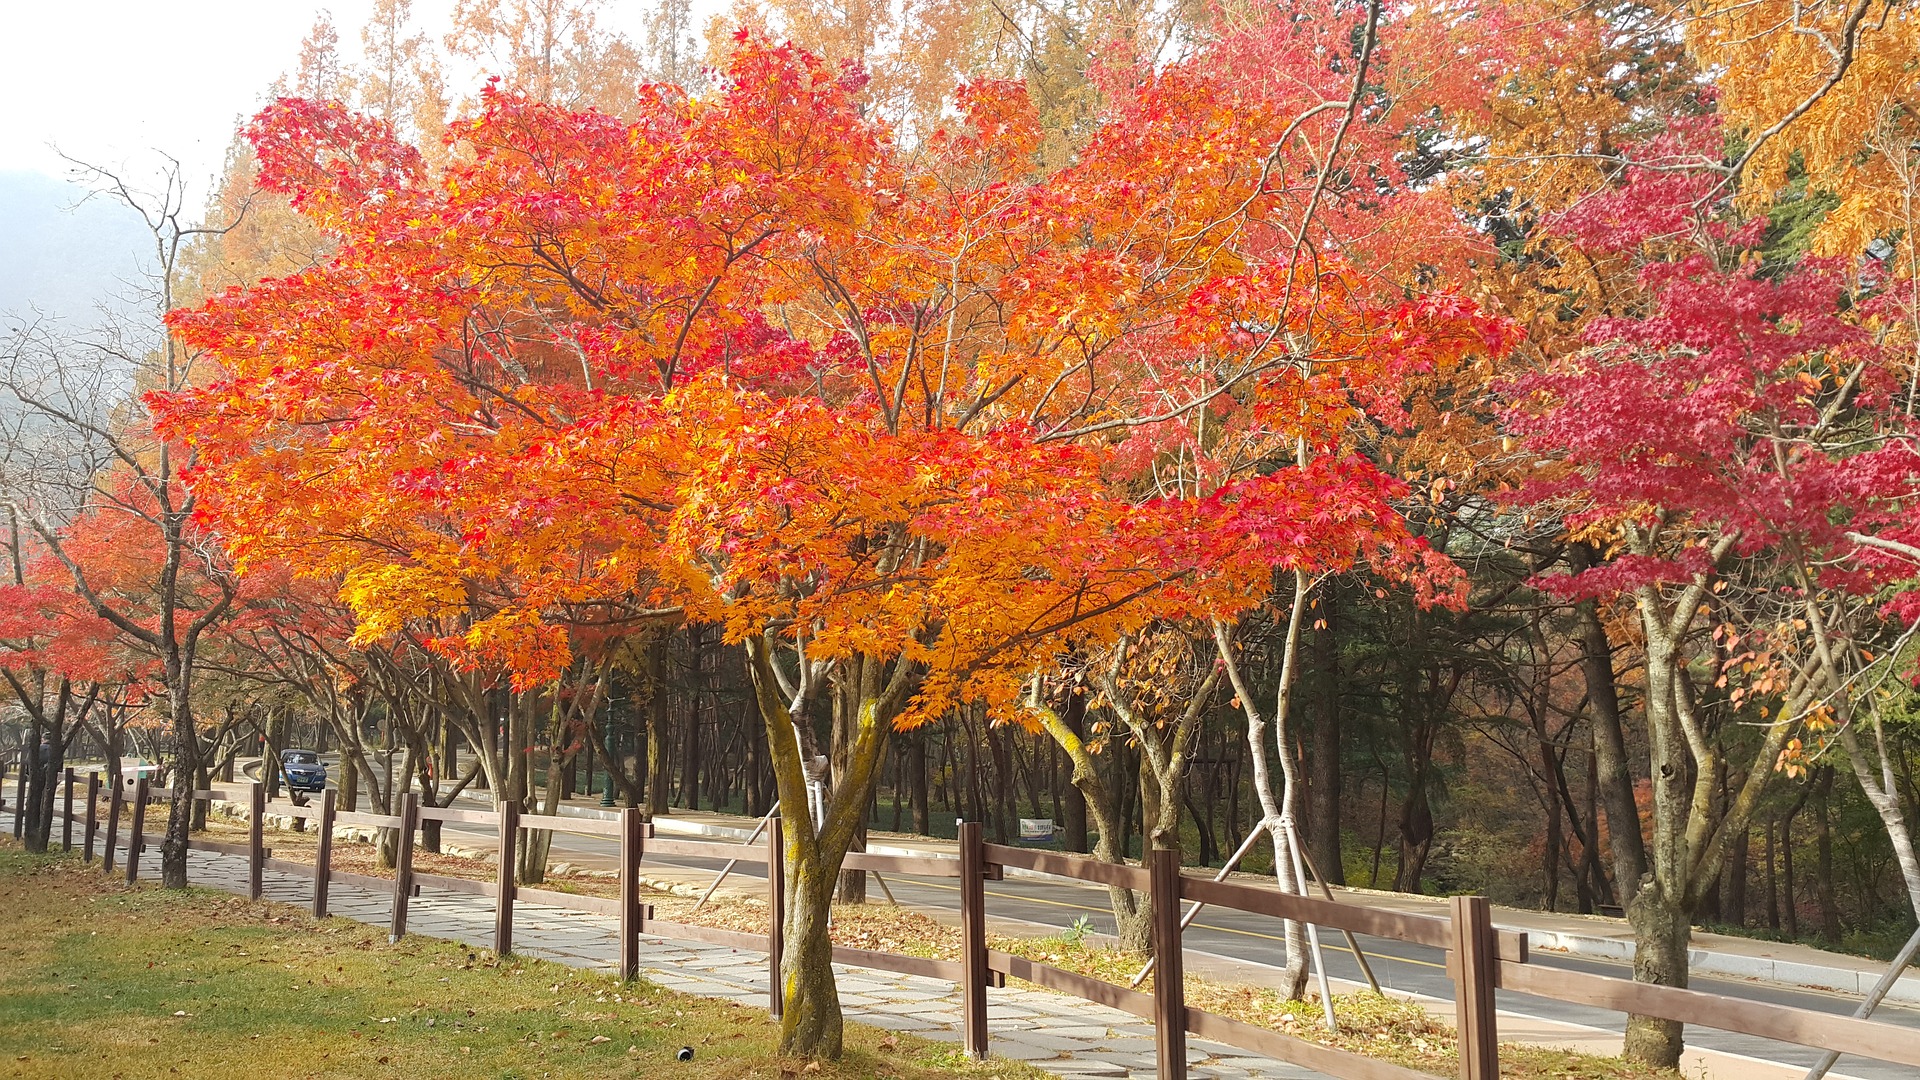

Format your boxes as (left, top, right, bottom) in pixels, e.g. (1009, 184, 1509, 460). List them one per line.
(0, 170, 153, 325)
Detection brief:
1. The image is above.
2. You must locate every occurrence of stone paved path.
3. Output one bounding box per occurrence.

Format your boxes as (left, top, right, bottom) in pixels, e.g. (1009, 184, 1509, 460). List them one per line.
(12, 815, 1325, 1080)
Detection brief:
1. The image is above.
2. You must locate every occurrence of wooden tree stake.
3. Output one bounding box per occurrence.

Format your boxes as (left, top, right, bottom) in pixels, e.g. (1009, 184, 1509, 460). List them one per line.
(1450, 894, 1500, 1080)
(389, 793, 418, 942)
(494, 800, 519, 956)
(103, 778, 123, 873)
(313, 788, 336, 918)
(960, 821, 990, 1059)
(768, 815, 784, 1018)
(83, 771, 99, 863)
(1151, 846, 1187, 1080)
(125, 777, 149, 884)
(61, 768, 75, 851)
(248, 781, 266, 900)
(619, 806, 645, 978)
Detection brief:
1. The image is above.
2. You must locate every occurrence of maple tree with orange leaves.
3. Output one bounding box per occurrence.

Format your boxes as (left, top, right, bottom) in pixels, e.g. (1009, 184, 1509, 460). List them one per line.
(152, 17, 1513, 1049)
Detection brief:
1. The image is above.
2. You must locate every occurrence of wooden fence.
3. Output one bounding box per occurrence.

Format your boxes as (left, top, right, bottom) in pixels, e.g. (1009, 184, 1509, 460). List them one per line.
(33, 766, 1920, 1080)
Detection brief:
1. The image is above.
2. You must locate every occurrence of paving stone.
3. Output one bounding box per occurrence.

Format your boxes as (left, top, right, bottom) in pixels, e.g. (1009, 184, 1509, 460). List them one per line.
(987, 1038, 1068, 1061)
(1035, 1064, 1129, 1079)
(1005, 1031, 1101, 1053)
(1035, 1025, 1117, 1040)
(1076, 1052, 1154, 1071)
(844, 1012, 944, 1032)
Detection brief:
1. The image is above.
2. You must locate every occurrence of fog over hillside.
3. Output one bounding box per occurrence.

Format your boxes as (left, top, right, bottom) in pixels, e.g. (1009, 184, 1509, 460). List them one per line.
(0, 170, 152, 324)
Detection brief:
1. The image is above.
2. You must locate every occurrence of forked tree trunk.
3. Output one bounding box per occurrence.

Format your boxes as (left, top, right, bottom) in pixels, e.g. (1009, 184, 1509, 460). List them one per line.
(1028, 686, 1151, 954)
(1214, 573, 1314, 1000)
(745, 637, 903, 1059)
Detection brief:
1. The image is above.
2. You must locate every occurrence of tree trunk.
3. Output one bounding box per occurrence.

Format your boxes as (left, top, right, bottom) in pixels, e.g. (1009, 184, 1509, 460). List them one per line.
(1836, 717, 1920, 919)
(1059, 692, 1089, 853)
(1725, 827, 1749, 927)
(340, 741, 359, 811)
(909, 735, 930, 836)
(645, 636, 669, 817)
(21, 704, 49, 853)
(1814, 768, 1840, 945)
(780, 852, 844, 1055)
(1626, 614, 1693, 1069)
(1305, 588, 1343, 884)
(159, 668, 200, 889)
(1029, 689, 1150, 954)
(1214, 589, 1313, 1001)
(833, 681, 868, 904)
(1571, 544, 1650, 892)
(1623, 883, 1690, 1066)
(1765, 817, 1780, 931)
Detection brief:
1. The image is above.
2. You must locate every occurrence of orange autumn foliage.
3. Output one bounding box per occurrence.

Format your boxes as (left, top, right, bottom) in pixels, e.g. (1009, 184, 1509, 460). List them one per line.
(157, 35, 1510, 726)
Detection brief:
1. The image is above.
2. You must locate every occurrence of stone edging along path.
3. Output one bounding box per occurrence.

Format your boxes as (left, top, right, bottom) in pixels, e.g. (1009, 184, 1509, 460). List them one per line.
(10, 814, 1324, 1080)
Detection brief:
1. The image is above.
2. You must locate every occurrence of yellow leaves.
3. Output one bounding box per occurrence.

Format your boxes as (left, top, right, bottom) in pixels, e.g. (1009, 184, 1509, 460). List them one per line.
(1693, 0, 1920, 269)
(1776, 737, 1815, 780)
(338, 563, 470, 646)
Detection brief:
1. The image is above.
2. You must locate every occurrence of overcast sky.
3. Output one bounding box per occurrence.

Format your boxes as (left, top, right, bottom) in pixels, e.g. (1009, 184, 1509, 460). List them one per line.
(5, 2, 379, 186)
(1, 1, 710, 317)
(0, 1, 686, 190)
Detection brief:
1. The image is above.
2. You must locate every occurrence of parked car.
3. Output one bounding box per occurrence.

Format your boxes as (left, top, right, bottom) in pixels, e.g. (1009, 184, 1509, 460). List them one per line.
(279, 749, 328, 793)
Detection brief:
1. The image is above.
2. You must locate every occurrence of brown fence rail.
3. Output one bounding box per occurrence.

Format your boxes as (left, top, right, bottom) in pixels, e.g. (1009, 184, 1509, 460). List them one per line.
(30, 768, 1920, 1080)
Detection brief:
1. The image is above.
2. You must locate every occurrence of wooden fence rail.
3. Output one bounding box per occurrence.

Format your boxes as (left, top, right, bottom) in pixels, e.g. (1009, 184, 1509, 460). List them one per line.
(32, 771, 1920, 1080)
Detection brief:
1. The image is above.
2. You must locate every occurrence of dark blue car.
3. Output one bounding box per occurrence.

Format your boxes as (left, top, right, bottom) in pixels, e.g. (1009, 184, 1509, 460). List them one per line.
(280, 749, 327, 793)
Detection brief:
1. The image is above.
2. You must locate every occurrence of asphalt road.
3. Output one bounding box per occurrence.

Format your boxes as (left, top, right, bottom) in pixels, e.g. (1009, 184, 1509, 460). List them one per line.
(419, 814, 1920, 1080)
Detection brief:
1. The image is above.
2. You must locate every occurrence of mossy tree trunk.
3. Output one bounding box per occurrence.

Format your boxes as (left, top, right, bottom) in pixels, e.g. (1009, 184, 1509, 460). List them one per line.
(1618, 529, 1791, 1069)
(745, 636, 907, 1060)
(1027, 679, 1151, 954)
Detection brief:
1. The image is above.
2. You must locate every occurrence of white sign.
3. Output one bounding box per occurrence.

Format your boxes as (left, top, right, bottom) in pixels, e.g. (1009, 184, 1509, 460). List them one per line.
(1019, 818, 1055, 841)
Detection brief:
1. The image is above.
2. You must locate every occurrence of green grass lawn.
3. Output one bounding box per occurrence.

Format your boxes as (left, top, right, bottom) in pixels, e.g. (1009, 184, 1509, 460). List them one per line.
(0, 841, 1037, 1079)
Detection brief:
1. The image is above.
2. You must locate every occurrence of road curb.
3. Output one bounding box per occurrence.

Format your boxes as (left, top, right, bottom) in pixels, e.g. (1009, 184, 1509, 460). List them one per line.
(1512, 926, 1920, 1004)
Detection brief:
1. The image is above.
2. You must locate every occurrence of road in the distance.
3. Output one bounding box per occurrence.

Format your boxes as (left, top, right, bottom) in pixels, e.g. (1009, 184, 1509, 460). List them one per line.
(422, 813, 1917, 1080)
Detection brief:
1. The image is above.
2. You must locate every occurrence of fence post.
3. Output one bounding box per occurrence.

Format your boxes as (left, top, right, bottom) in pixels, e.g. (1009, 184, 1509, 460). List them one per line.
(62, 768, 75, 851)
(767, 815, 784, 1018)
(1150, 846, 1188, 1080)
(313, 788, 337, 918)
(248, 781, 266, 900)
(1450, 895, 1500, 1080)
(125, 777, 149, 884)
(494, 800, 519, 956)
(83, 772, 99, 863)
(619, 807, 646, 979)
(103, 778, 123, 872)
(959, 821, 990, 1059)
(389, 793, 418, 942)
